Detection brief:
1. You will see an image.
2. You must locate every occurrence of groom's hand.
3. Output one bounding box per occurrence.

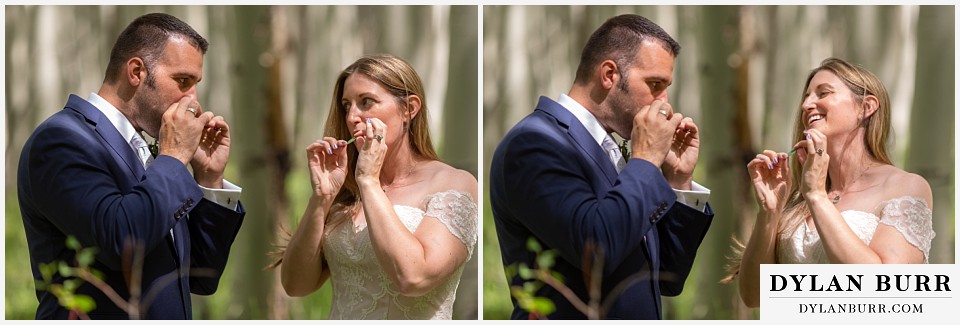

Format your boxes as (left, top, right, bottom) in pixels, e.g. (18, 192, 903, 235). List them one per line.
(191, 115, 232, 189)
(662, 116, 700, 190)
(630, 99, 682, 168)
(159, 96, 212, 166)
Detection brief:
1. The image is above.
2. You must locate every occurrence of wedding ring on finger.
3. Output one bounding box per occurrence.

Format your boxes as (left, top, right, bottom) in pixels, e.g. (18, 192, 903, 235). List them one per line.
(375, 134, 384, 143)
(816, 148, 824, 156)
(186, 107, 197, 115)
(658, 110, 668, 117)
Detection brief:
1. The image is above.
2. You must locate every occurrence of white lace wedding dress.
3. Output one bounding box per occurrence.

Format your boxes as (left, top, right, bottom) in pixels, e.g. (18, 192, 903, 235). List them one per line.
(322, 190, 478, 319)
(777, 196, 935, 264)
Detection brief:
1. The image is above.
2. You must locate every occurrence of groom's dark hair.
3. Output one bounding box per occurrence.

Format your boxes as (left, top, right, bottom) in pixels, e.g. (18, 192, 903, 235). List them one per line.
(104, 13, 209, 86)
(574, 14, 680, 85)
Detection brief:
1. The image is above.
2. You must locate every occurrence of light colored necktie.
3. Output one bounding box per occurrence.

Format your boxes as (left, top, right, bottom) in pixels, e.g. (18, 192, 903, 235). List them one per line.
(601, 135, 626, 173)
(130, 135, 154, 169)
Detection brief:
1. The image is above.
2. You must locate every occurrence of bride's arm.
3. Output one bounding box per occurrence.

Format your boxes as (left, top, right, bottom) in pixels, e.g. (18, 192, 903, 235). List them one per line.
(280, 138, 345, 297)
(359, 170, 477, 297)
(814, 173, 931, 264)
(280, 195, 334, 297)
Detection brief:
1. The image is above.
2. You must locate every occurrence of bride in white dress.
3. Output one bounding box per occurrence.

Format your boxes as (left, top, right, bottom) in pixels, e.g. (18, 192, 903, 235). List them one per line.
(278, 55, 478, 319)
(735, 58, 935, 308)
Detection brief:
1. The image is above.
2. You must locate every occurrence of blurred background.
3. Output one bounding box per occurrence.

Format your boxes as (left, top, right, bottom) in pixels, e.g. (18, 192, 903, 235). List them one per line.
(482, 5, 954, 320)
(4, 5, 478, 320)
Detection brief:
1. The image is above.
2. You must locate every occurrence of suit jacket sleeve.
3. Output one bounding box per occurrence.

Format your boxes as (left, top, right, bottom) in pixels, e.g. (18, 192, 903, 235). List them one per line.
(656, 201, 714, 296)
(499, 128, 678, 275)
(25, 122, 203, 271)
(186, 199, 246, 295)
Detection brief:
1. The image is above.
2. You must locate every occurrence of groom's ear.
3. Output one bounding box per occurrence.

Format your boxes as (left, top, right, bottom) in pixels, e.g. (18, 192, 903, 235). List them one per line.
(598, 60, 619, 91)
(126, 57, 148, 88)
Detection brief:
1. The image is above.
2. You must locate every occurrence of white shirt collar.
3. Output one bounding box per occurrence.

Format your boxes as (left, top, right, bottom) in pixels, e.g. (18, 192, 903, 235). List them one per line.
(556, 93, 608, 146)
(86, 92, 143, 146)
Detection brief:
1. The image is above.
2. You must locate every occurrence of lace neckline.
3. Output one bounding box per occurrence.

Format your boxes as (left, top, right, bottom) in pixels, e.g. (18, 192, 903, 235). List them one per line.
(799, 196, 926, 231)
(834, 195, 928, 216)
(349, 190, 475, 233)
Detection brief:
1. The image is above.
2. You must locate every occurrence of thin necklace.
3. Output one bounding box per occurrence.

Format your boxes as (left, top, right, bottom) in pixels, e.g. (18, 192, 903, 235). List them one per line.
(381, 160, 419, 192)
(829, 164, 873, 204)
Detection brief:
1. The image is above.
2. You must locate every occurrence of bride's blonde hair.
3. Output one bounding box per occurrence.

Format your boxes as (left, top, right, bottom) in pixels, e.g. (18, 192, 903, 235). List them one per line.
(322, 54, 439, 229)
(269, 54, 437, 269)
(723, 57, 892, 282)
(778, 58, 892, 236)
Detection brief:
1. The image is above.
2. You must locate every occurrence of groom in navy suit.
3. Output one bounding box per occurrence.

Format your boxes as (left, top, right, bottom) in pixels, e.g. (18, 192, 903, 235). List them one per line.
(491, 14, 713, 319)
(18, 13, 244, 319)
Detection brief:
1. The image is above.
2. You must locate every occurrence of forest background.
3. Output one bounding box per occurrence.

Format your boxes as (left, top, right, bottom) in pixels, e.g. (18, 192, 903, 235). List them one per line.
(481, 5, 954, 320)
(4, 5, 479, 320)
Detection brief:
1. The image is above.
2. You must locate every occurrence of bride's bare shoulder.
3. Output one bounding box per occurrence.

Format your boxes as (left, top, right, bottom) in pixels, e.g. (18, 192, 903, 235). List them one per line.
(421, 160, 478, 199)
(878, 165, 932, 205)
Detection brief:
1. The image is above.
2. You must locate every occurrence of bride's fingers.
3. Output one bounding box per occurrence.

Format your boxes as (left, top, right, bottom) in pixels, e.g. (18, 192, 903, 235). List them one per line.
(779, 153, 790, 173)
(762, 150, 782, 166)
(364, 118, 375, 147)
(803, 130, 819, 158)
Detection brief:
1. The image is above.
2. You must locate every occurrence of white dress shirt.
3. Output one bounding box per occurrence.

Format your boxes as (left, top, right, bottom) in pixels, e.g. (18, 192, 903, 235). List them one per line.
(556, 93, 710, 212)
(86, 93, 242, 211)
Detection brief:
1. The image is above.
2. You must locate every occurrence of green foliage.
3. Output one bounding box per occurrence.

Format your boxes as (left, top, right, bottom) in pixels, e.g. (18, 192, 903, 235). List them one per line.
(510, 286, 555, 318)
(505, 237, 559, 319)
(34, 236, 100, 317)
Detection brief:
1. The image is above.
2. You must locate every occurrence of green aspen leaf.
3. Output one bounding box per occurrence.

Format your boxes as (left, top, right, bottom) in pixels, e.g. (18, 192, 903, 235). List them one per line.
(63, 279, 80, 291)
(550, 270, 566, 283)
(58, 262, 73, 277)
(65, 236, 81, 250)
(526, 238, 541, 252)
(77, 248, 96, 267)
(537, 250, 556, 269)
(518, 264, 532, 279)
(522, 281, 540, 293)
(72, 295, 96, 313)
(39, 263, 55, 281)
(530, 297, 556, 316)
(90, 269, 105, 281)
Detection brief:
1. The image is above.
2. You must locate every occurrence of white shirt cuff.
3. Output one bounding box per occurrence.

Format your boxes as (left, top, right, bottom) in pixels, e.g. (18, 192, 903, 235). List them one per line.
(199, 179, 242, 211)
(673, 181, 710, 213)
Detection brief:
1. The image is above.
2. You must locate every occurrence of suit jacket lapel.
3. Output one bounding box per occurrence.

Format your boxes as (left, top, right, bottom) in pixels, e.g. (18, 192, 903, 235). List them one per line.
(66, 94, 145, 180)
(535, 97, 619, 184)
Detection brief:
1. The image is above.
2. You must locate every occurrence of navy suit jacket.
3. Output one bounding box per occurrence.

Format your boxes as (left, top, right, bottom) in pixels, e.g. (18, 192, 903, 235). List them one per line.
(17, 95, 245, 319)
(490, 96, 713, 319)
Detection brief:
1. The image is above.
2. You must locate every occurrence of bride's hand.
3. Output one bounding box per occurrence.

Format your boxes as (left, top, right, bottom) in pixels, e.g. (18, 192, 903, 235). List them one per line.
(355, 117, 388, 185)
(747, 149, 791, 218)
(796, 129, 829, 202)
(306, 137, 348, 198)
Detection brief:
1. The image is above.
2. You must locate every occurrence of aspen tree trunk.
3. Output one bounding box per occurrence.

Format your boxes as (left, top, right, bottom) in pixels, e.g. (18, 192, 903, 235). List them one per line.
(443, 7, 479, 320)
(228, 5, 273, 319)
(692, 5, 742, 320)
(906, 6, 954, 264)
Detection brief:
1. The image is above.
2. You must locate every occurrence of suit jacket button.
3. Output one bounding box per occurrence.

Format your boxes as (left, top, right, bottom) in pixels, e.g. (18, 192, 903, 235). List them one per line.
(649, 215, 657, 223)
(187, 198, 194, 206)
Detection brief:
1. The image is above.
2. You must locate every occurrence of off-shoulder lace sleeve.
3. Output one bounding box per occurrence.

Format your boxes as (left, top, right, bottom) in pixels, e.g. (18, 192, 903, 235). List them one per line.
(878, 196, 935, 263)
(424, 190, 479, 260)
